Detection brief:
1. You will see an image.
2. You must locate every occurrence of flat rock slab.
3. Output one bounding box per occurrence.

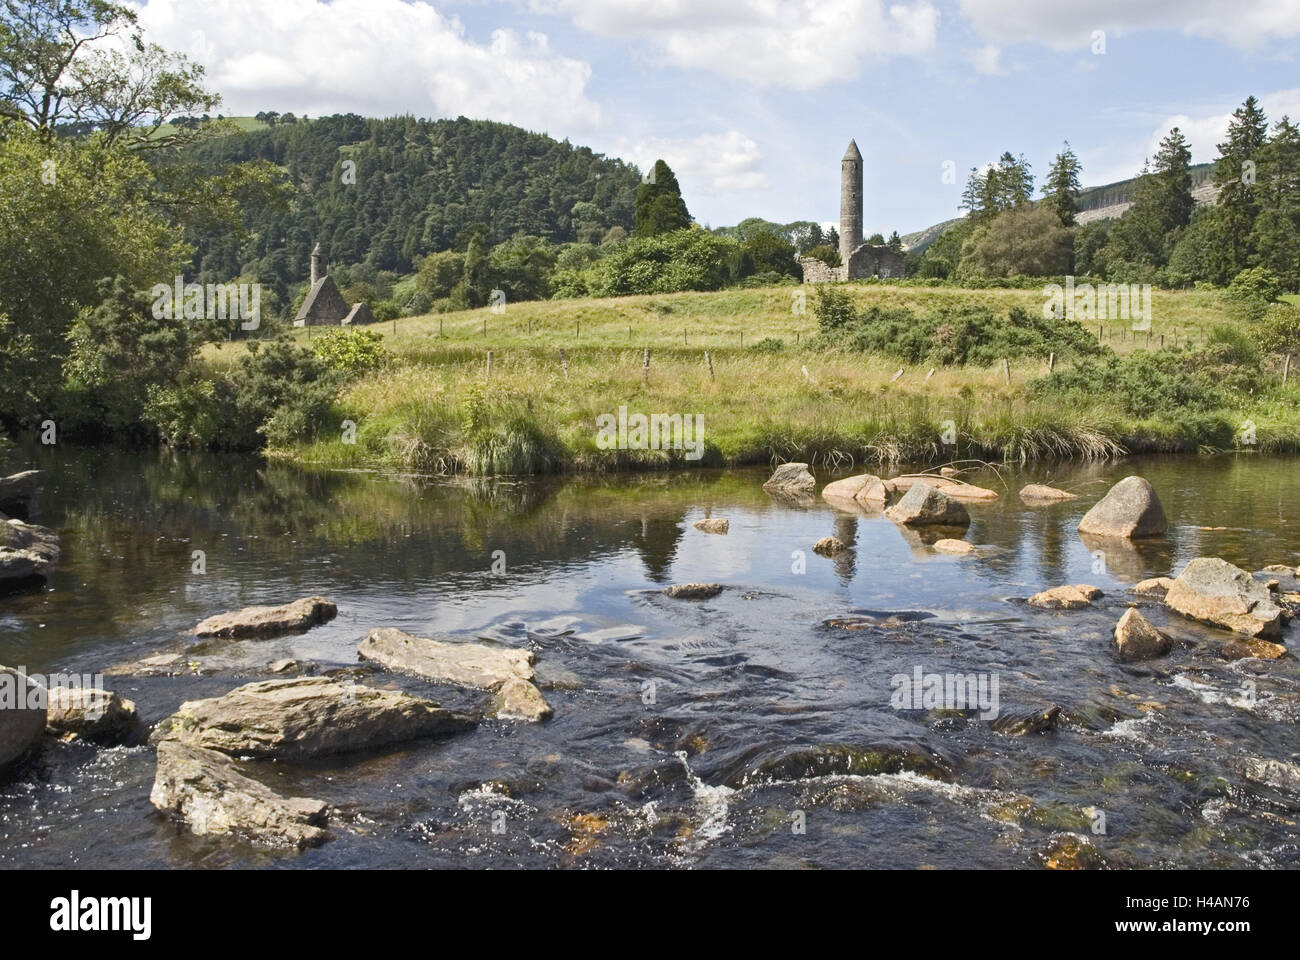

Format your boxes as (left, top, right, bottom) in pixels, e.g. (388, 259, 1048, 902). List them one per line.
(1028, 585, 1103, 609)
(762, 463, 815, 495)
(1019, 483, 1078, 504)
(692, 518, 729, 534)
(933, 538, 975, 555)
(885, 483, 971, 527)
(1114, 608, 1172, 662)
(663, 583, 723, 600)
(151, 676, 474, 759)
(151, 741, 330, 848)
(0, 665, 46, 775)
(359, 627, 533, 689)
(1077, 476, 1167, 539)
(1241, 757, 1300, 794)
(46, 687, 139, 744)
(193, 596, 337, 639)
(892, 475, 998, 502)
(1165, 557, 1286, 639)
(1221, 637, 1288, 661)
(0, 517, 60, 581)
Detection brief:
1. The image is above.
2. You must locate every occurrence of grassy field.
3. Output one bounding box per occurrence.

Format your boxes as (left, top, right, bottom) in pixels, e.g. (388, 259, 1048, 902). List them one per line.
(203, 283, 1300, 474)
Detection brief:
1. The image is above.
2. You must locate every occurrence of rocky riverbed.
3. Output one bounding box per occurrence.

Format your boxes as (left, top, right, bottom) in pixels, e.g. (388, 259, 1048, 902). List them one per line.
(1, 449, 1299, 868)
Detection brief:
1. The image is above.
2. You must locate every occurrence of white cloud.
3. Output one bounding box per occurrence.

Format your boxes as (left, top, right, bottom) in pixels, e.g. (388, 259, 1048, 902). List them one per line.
(530, 0, 940, 90)
(1147, 89, 1300, 164)
(966, 44, 1005, 75)
(957, 0, 1300, 51)
(130, 0, 601, 131)
(609, 131, 768, 196)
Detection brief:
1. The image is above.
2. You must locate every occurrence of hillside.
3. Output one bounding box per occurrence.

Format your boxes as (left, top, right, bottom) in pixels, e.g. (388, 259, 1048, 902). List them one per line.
(196, 282, 1300, 474)
(183, 114, 643, 303)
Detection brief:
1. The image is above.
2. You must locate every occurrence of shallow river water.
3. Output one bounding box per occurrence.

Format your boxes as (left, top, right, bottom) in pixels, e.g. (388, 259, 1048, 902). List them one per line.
(2, 448, 1299, 869)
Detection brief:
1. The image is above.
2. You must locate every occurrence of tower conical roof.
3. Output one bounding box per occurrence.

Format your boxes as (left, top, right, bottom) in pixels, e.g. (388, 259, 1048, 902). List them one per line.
(843, 139, 861, 161)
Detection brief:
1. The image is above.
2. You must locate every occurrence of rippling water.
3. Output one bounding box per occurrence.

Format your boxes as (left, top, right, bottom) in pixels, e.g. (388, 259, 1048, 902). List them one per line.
(2, 448, 1299, 869)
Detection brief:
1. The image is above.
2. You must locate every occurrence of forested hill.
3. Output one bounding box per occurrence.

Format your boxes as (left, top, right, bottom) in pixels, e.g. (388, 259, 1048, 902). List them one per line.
(184, 114, 642, 293)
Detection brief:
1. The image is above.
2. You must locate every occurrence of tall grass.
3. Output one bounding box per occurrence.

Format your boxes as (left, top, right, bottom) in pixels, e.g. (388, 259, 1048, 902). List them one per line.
(220, 282, 1299, 475)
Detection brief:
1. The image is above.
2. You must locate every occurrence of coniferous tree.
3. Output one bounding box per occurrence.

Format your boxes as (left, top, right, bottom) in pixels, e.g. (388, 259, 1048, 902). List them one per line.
(1250, 115, 1300, 290)
(633, 159, 691, 237)
(1214, 95, 1270, 276)
(1043, 142, 1082, 227)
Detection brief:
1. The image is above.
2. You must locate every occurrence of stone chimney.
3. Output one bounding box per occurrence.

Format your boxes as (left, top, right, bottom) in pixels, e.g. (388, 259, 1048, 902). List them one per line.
(840, 139, 863, 267)
(310, 242, 322, 287)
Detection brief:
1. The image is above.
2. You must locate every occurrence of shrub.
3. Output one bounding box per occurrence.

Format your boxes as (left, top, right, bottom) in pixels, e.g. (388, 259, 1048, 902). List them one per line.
(1226, 267, 1281, 321)
(312, 328, 388, 375)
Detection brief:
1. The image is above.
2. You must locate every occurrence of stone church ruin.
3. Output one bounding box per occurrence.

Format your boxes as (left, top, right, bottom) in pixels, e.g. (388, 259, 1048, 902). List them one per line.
(799, 140, 905, 283)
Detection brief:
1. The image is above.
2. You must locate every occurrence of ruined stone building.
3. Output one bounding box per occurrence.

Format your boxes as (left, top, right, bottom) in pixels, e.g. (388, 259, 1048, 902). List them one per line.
(295, 243, 369, 326)
(799, 140, 905, 283)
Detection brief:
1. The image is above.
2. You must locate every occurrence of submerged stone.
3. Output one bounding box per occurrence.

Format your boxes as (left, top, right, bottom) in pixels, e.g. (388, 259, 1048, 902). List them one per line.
(193, 596, 337, 639)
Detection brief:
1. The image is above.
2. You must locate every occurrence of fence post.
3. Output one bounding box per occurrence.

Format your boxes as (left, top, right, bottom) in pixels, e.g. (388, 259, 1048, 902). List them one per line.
(642, 347, 650, 385)
(890, 368, 904, 383)
(705, 351, 714, 381)
(486, 350, 493, 380)
(559, 348, 568, 380)
(1284, 354, 1291, 386)
(1047, 352, 1055, 373)
(925, 367, 935, 382)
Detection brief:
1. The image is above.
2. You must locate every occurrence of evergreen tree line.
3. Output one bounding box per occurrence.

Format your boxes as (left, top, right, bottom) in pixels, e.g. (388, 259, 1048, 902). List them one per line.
(911, 96, 1300, 294)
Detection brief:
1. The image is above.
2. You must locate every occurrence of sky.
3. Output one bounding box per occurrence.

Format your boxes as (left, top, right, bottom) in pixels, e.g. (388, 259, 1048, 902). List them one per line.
(132, 0, 1300, 235)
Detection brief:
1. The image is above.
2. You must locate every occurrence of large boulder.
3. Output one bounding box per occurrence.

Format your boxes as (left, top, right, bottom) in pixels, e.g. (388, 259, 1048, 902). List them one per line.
(813, 536, 848, 557)
(0, 470, 44, 520)
(664, 583, 723, 600)
(45, 686, 140, 744)
(193, 596, 337, 639)
(762, 463, 815, 495)
(884, 483, 970, 527)
(490, 677, 554, 722)
(0, 517, 60, 582)
(0, 665, 46, 775)
(151, 741, 330, 848)
(1165, 557, 1286, 639)
(1113, 608, 1172, 662)
(821, 474, 880, 502)
(151, 676, 474, 759)
(1077, 476, 1167, 539)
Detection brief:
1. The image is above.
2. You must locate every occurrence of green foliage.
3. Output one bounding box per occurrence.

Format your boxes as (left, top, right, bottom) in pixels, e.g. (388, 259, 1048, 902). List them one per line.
(311, 328, 388, 375)
(1226, 266, 1281, 320)
(750, 337, 784, 352)
(820, 296, 1102, 366)
(561, 228, 748, 296)
(1253, 302, 1300, 356)
(489, 234, 557, 301)
(60, 277, 196, 438)
(0, 121, 182, 430)
(1042, 142, 1082, 227)
(806, 243, 841, 267)
(145, 338, 339, 449)
(743, 230, 800, 280)
(633, 160, 691, 237)
(958, 205, 1073, 279)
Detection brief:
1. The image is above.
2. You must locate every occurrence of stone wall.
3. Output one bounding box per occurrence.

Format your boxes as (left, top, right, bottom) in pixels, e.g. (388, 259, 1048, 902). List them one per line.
(844, 244, 905, 280)
(798, 256, 845, 283)
(799, 246, 905, 284)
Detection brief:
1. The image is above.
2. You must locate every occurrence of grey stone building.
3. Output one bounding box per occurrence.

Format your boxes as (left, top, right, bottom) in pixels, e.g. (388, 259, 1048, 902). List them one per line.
(799, 139, 905, 283)
(295, 243, 359, 326)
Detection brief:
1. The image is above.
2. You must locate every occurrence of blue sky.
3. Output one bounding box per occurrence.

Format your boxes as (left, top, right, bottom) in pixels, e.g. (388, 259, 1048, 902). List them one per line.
(135, 0, 1300, 234)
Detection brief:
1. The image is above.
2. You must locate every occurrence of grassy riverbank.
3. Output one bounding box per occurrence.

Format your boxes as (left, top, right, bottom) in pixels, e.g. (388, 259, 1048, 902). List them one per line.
(202, 283, 1300, 474)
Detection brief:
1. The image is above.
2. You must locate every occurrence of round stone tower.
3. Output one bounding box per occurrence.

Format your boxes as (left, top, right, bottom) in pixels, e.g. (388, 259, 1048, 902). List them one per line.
(310, 242, 323, 286)
(839, 139, 863, 268)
